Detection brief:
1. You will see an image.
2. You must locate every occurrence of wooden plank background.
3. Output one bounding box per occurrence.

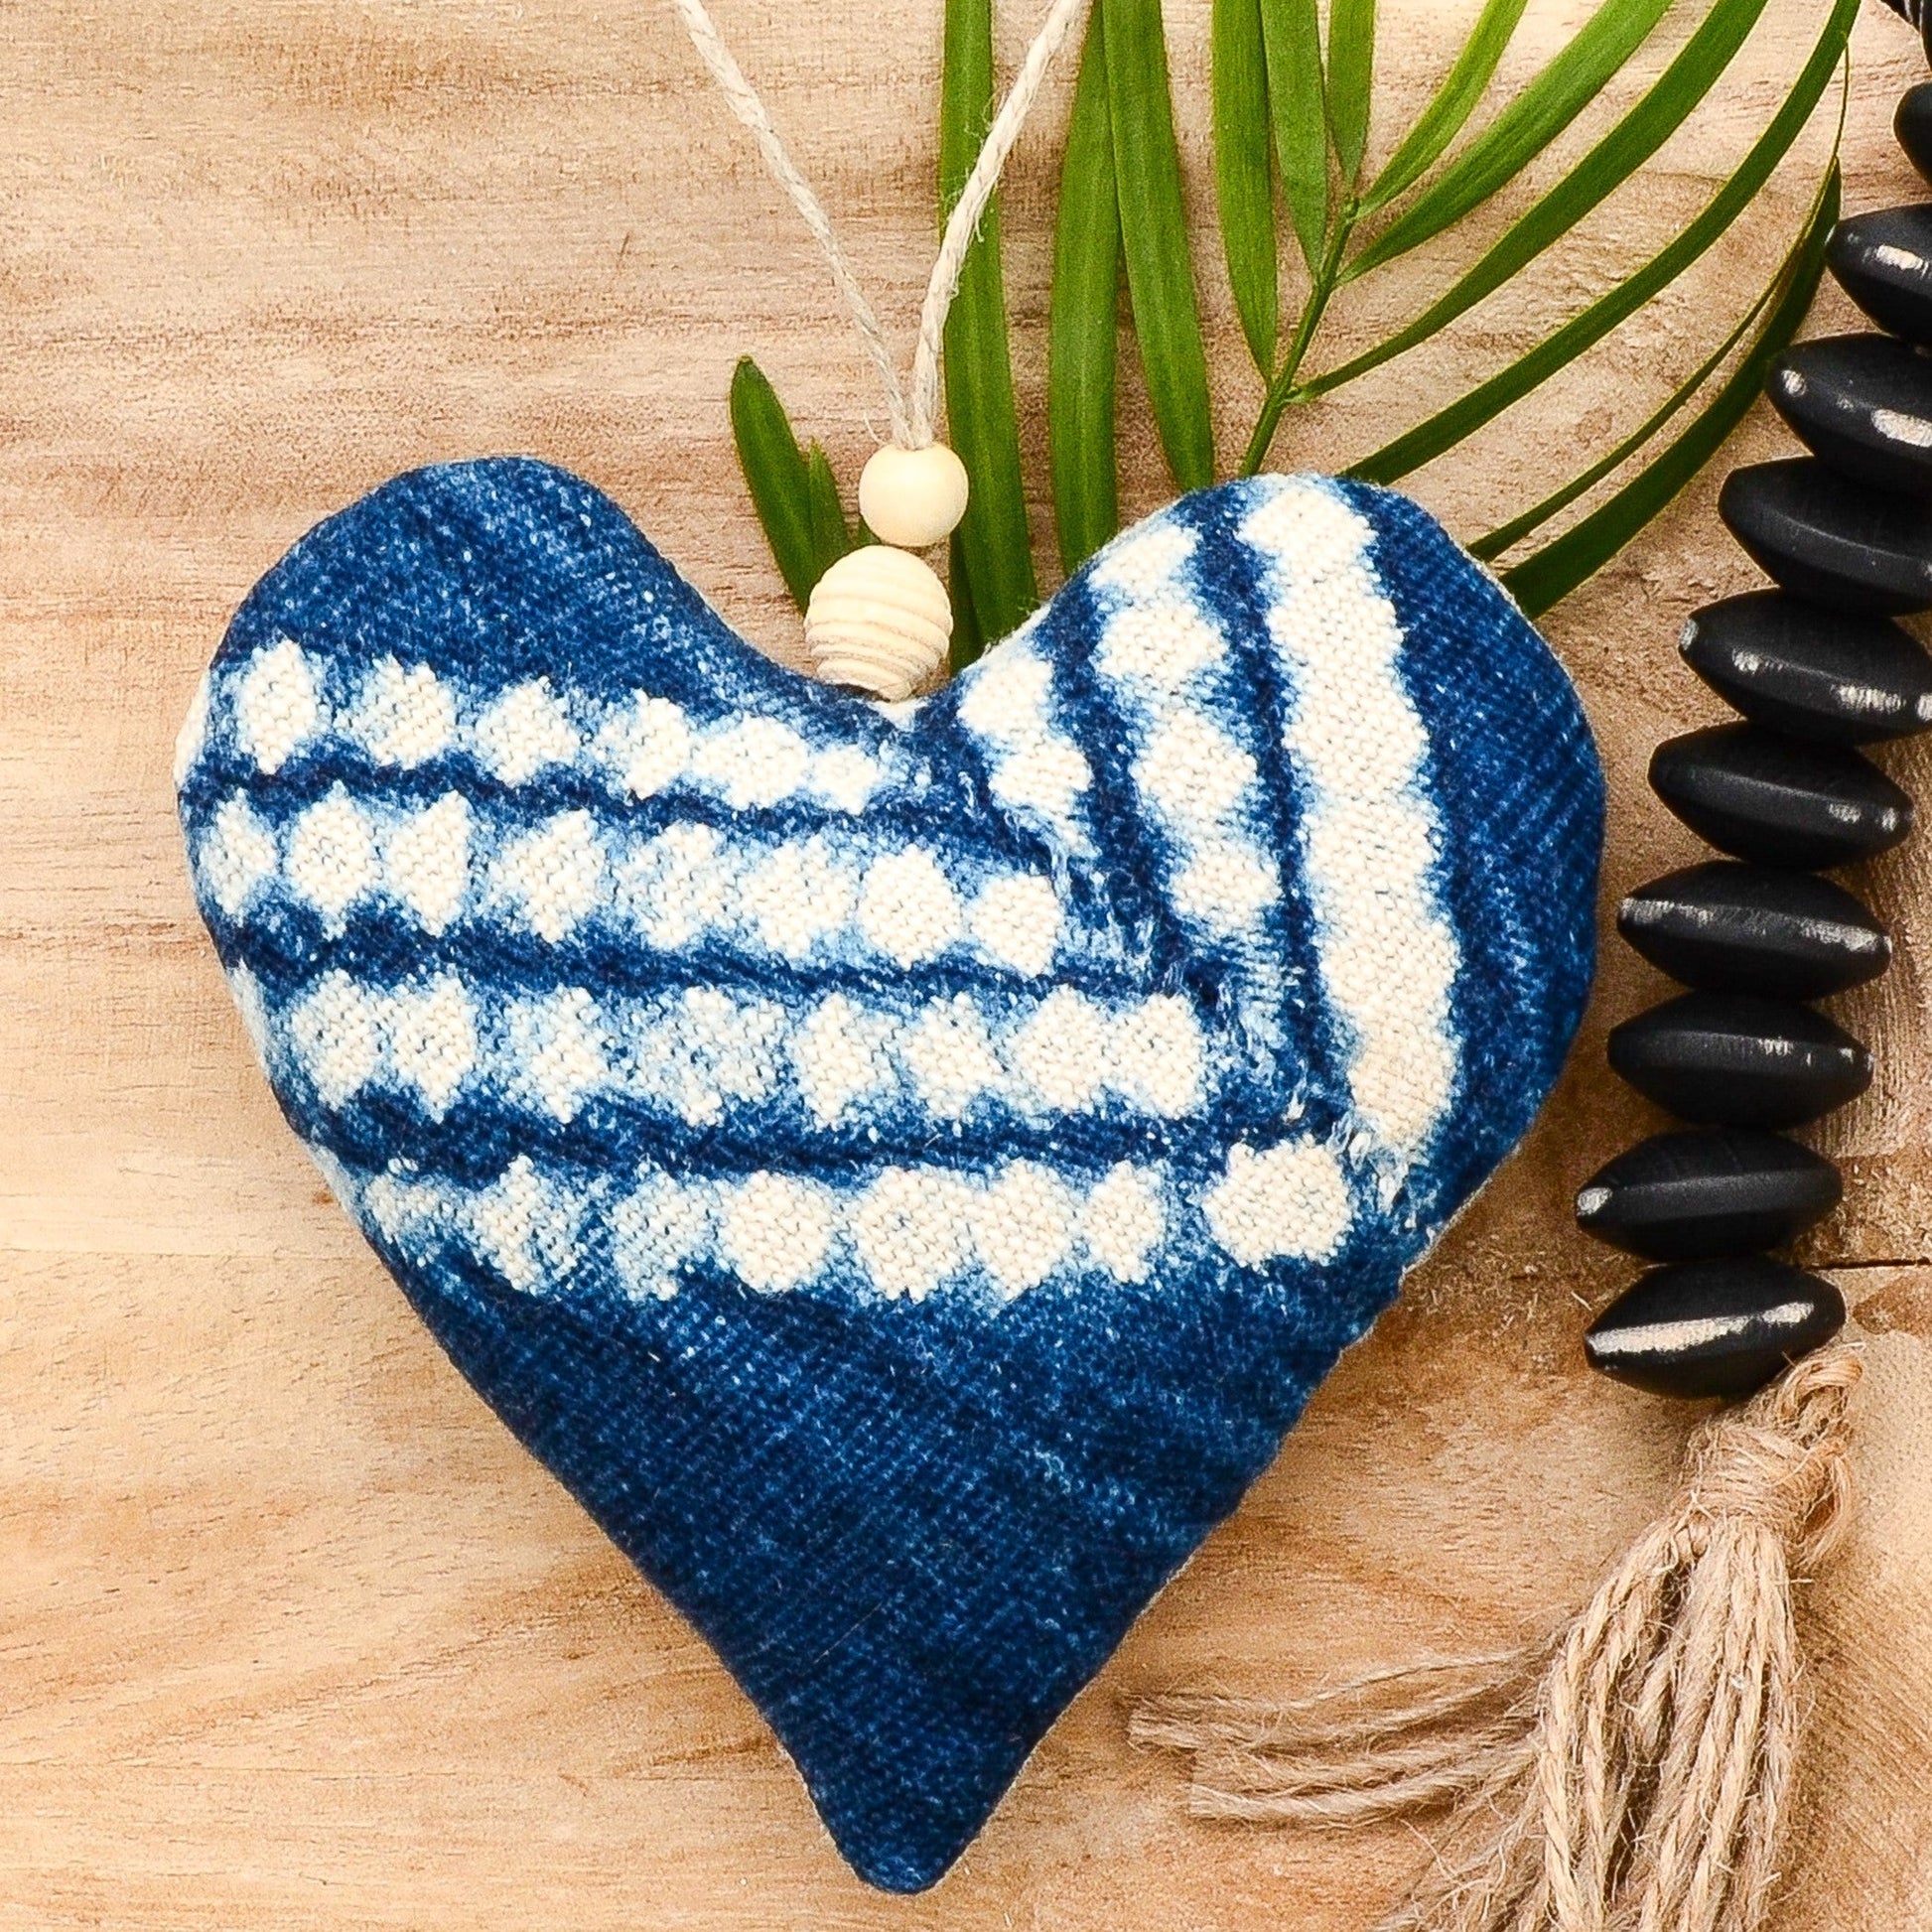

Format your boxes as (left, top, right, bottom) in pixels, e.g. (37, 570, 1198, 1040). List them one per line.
(4, 1, 1932, 1924)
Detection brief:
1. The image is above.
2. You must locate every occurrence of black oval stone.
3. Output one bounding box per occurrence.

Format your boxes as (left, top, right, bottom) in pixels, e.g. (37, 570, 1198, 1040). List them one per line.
(1828, 203, 1932, 347)
(1768, 335, 1932, 495)
(1618, 862, 1890, 999)
(1649, 724, 1913, 870)
(1607, 992, 1872, 1129)
(1831, 204, 1932, 347)
(1898, 82, 1932, 185)
(1680, 591, 1932, 745)
(1585, 1258, 1845, 1400)
(1575, 1128, 1842, 1262)
(1719, 459, 1932, 615)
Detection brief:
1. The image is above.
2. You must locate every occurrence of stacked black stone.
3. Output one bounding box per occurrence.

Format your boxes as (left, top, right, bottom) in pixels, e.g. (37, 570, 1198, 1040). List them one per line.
(1576, 87, 1932, 1401)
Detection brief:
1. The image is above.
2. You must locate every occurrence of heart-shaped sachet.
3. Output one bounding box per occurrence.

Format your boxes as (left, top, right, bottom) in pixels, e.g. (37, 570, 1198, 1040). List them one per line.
(176, 457, 1601, 1890)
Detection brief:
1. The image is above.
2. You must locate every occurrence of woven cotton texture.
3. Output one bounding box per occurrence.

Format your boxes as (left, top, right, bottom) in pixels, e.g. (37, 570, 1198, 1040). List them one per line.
(176, 457, 1601, 1892)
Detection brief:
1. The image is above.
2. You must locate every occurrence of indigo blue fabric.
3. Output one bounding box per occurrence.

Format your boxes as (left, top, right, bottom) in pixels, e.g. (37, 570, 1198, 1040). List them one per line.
(176, 458, 1601, 1891)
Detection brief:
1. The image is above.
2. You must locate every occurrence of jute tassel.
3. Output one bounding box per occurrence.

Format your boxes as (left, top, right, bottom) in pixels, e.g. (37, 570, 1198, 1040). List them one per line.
(1133, 1343, 1863, 1932)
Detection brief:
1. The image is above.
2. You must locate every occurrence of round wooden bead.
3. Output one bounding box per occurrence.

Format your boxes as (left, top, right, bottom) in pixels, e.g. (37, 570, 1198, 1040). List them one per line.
(803, 544, 953, 701)
(1828, 203, 1932, 346)
(1768, 334, 1932, 497)
(1584, 1258, 1846, 1400)
(1607, 992, 1871, 1129)
(1575, 1128, 1843, 1263)
(1719, 458, 1932, 616)
(1649, 723, 1913, 870)
(1617, 861, 1890, 1000)
(857, 445, 971, 550)
(1679, 592, 1932, 745)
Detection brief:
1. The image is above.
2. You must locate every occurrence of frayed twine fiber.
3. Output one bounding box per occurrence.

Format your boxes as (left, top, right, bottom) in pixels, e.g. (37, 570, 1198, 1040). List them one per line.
(1133, 1343, 1863, 1932)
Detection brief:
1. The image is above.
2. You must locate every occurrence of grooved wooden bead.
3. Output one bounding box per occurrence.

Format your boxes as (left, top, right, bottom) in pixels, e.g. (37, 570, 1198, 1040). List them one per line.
(1607, 992, 1872, 1129)
(1680, 592, 1932, 745)
(1719, 458, 1932, 615)
(1649, 723, 1913, 870)
(1585, 1258, 1846, 1399)
(1768, 334, 1932, 496)
(857, 445, 971, 549)
(803, 544, 953, 701)
(1575, 1128, 1843, 1263)
(1617, 861, 1890, 1000)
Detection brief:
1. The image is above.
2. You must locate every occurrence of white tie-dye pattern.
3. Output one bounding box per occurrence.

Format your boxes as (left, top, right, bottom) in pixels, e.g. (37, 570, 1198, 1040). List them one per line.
(223, 642, 928, 820)
(339, 1153, 1206, 1304)
(1238, 478, 1462, 1168)
(1089, 515, 1284, 969)
(233, 638, 324, 774)
(956, 621, 1095, 854)
(176, 475, 1532, 1303)
(203, 781, 1076, 988)
(267, 972, 1223, 1142)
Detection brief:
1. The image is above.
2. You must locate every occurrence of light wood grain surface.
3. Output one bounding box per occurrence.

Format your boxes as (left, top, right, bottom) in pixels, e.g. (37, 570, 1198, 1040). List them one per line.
(5, 2, 1932, 1925)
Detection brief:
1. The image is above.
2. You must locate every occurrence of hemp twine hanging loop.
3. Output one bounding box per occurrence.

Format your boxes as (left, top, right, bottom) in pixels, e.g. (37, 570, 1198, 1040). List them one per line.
(1136, 1343, 1863, 1932)
(670, 0, 1090, 696)
(670, 0, 1091, 452)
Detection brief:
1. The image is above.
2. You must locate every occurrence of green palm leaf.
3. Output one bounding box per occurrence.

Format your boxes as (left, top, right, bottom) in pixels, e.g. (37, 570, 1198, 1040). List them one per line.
(1501, 166, 1840, 619)
(1212, 0, 1279, 371)
(1326, 0, 1376, 188)
(940, 0, 1038, 659)
(1103, 0, 1216, 489)
(1317, 0, 1772, 403)
(949, 531, 986, 665)
(1472, 281, 1772, 564)
(1260, 0, 1328, 272)
(1361, 0, 1530, 214)
(727, 0, 1840, 680)
(1348, 0, 1855, 486)
(1349, 0, 1676, 275)
(804, 443, 854, 581)
(1051, 7, 1125, 572)
(729, 356, 819, 614)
